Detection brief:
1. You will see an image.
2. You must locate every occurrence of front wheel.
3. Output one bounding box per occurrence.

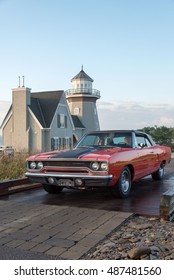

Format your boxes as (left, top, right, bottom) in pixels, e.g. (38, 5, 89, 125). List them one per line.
(151, 163, 164, 180)
(42, 184, 64, 194)
(111, 167, 132, 198)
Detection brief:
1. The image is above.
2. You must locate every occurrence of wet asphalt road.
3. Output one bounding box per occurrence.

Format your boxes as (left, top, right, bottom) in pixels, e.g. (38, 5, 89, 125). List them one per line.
(2, 159, 174, 216)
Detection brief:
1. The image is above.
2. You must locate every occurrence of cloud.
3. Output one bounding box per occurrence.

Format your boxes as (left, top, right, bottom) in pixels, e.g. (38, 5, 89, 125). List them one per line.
(97, 100, 174, 130)
(156, 116, 174, 127)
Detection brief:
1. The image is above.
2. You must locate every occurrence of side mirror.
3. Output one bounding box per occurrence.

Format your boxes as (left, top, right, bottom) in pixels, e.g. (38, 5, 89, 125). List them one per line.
(138, 143, 146, 149)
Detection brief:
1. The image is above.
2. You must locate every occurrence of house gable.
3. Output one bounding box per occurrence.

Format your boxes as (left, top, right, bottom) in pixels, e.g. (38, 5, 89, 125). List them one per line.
(30, 91, 64, 128)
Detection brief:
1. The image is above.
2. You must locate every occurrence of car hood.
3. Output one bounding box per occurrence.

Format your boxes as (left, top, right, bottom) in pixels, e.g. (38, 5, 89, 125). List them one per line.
(27, 146, 123, 161)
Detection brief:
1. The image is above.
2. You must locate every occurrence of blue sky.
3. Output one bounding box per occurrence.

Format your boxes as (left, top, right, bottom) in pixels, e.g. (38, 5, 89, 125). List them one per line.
(0, 0, 174, 130)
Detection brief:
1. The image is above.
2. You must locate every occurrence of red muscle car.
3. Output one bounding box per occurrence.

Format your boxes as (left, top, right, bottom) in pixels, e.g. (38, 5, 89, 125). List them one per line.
(25, 130, 171, 198)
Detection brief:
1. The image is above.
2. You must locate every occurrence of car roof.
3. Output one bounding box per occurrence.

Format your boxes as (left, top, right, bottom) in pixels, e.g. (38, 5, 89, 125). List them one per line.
(87, 130, 145, 134)
(86, 130, 151, 139)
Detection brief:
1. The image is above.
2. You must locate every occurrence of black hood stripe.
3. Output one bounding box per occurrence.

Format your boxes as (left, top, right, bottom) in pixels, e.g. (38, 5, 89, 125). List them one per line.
(51, 147, 96, 158)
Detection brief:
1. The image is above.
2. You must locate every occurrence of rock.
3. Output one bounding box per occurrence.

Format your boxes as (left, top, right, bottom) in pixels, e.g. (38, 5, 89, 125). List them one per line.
(102, 241, 115, 248)
(140, 254, 150, 260)
(136, 223, 152, 230)
(150, 254, 159, 260)
(150, 245, 160, 252)
(85, 215, 174, 260)
(122, 233, 134, 239)
(128, 246, 151, 259)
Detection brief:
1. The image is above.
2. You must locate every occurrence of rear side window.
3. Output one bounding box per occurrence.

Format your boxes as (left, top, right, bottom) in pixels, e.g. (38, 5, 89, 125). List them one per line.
(136, 135, 152, 148)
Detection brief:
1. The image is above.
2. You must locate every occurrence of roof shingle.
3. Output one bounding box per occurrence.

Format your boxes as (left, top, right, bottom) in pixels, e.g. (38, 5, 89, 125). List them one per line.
(30, 91, 64, 128)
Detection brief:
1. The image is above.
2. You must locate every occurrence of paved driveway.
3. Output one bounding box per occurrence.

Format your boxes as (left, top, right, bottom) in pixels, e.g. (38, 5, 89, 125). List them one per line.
(0, 159, 173, 260)
(0, 200, 131, 259)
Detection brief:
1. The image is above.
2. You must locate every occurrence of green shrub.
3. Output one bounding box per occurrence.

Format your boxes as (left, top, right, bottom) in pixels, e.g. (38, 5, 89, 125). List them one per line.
(0, 153, 27, 181)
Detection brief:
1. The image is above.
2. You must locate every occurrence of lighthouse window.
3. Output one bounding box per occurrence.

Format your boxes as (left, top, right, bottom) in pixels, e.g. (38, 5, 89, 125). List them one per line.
(74, 107, 80, 115)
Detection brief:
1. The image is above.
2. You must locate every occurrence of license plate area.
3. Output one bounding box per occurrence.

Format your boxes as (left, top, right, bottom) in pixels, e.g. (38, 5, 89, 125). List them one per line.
(57, 179, 74, 187)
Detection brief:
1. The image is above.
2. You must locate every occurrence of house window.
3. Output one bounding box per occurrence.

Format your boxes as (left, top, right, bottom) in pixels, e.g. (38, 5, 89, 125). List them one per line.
(64, 137, 71, 149)
(57, 114, 67, 128)
(51, 137, 72, 151)
(60, 138, 68, 150)
(64, 137, 72, 149)
(60, 114, 65, 128)
(51, 137, 60, 150)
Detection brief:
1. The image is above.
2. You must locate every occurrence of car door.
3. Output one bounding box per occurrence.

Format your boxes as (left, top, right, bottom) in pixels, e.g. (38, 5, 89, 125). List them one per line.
(134, 134, 158, 178)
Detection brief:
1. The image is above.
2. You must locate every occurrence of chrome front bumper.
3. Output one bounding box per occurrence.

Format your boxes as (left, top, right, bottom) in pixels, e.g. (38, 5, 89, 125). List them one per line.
(25, 172, 112, 188)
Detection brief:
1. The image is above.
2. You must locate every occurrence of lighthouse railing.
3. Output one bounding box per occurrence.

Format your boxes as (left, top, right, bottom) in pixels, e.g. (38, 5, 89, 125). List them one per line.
(65, 88, 100, 98)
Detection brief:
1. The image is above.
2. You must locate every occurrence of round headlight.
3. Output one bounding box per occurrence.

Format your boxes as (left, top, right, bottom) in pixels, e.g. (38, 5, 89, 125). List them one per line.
(91, 162, 99, 171)
(30, 161, 36, 169)
(100, 162, 108, 171)
(37, 161, 43, 169)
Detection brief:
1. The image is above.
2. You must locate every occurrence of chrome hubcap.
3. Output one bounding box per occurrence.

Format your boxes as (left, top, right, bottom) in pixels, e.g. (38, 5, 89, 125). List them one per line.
(121, 171, 130, 193)
(159, 165, 164, 177)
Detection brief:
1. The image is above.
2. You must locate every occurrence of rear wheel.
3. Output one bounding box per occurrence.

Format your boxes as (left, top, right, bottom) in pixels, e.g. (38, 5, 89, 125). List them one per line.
(42, 184, 63, 194)
(111, 166, 132, 198)
(151, 163, 164, 180)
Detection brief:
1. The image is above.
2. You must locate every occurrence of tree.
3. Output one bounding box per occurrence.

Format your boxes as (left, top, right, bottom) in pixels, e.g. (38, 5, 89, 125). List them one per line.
(139, 126, 174, 150)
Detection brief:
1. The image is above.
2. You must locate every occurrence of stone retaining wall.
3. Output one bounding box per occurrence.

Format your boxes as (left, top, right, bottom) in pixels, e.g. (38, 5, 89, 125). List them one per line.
(160, 190, 174, 221)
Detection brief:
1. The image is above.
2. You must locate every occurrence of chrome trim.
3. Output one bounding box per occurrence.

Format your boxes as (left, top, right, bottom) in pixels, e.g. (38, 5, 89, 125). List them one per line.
(25, 172, 112, 180)
(27, 159, 109, 172)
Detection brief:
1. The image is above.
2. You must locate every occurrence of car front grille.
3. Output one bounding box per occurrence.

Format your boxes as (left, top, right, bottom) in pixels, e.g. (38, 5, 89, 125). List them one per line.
(43, 161, 91, 169)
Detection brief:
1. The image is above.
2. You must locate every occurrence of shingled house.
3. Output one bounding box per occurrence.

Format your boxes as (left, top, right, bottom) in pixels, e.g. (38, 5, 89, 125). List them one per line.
(0, 68, 100, 153)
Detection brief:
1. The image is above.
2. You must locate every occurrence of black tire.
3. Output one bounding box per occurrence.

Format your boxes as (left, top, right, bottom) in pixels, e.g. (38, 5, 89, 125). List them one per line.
(151, 163, 164, 180)
(111, 166, 132, 198)
(42, 184, 63, 194)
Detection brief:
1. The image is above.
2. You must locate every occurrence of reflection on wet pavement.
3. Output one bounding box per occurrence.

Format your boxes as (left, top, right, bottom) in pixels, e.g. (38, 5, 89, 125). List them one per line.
(1, 161, 174, 216)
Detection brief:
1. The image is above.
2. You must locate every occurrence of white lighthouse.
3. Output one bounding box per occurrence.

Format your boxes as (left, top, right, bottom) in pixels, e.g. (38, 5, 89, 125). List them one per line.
(66, 66, 100, 135)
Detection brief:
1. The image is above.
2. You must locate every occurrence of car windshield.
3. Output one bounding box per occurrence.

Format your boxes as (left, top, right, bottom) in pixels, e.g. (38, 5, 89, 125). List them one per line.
(76, 132, 132, 148)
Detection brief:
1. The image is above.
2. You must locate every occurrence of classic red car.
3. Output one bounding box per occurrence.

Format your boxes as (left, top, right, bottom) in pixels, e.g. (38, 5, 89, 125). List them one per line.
(25, 130, 171, 198)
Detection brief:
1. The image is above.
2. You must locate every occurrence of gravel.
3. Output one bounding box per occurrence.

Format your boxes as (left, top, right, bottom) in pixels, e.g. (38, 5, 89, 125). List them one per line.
(84, 215, 174, 260)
